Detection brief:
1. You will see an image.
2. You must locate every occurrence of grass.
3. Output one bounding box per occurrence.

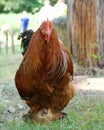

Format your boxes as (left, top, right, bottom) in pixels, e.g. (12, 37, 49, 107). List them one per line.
(0, 45, 22, 82)
(0, 91, 104, 130)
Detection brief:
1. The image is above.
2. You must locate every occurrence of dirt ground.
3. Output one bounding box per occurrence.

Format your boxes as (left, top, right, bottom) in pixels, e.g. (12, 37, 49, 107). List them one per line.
(73, 76, 104, 91)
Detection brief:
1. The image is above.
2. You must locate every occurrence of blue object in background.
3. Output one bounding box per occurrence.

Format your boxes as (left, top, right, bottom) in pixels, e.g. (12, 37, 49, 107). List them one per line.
(20, 11, 29, 33)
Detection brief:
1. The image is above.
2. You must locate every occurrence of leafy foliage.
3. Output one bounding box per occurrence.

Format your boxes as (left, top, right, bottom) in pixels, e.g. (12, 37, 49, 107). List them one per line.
(0, 0, 5, 13)
(0, 0, 59, 13)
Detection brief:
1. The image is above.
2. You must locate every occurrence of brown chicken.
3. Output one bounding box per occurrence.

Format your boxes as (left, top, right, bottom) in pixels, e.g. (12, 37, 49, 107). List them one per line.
(15, 19, 74, 123)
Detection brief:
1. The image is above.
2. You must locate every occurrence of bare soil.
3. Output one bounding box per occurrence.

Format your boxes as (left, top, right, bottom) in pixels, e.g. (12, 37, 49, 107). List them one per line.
(73, 76, 104, 91)
(72, 76, 104, 100)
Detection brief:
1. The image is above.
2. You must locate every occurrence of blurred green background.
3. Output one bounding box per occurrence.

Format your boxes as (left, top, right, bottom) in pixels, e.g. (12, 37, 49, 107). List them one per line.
(0, 0, 66, 13)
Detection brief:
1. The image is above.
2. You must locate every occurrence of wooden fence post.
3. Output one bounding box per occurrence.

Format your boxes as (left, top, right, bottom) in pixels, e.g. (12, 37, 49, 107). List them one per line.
(6, 32, 8, 54)
(11, 33, 14, 54)
(0, 24, 15, 54)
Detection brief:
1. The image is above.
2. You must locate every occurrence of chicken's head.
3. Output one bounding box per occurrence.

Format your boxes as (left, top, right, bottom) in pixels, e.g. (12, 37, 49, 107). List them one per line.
(40, 19, 53, 43)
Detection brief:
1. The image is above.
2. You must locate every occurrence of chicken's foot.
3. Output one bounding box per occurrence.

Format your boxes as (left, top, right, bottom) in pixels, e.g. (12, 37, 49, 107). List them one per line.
(58, 111, 67, 120)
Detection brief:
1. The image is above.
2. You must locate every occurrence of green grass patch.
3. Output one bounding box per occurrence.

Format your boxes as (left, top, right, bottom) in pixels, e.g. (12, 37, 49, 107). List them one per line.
(0, 92, 104, 130)
(0, 45, 22, 82)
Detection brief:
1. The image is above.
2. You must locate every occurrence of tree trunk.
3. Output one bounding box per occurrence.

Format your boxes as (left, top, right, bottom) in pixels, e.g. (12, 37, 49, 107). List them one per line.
(68, 0, 104, 67)
(96, 0, 104, 67)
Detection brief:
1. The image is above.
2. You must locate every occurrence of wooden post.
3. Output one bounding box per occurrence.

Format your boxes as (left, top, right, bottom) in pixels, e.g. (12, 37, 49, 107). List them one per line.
(6, 32, 8, 54)
(11, 33, 15, 54)
(0, 24, 15, 54)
